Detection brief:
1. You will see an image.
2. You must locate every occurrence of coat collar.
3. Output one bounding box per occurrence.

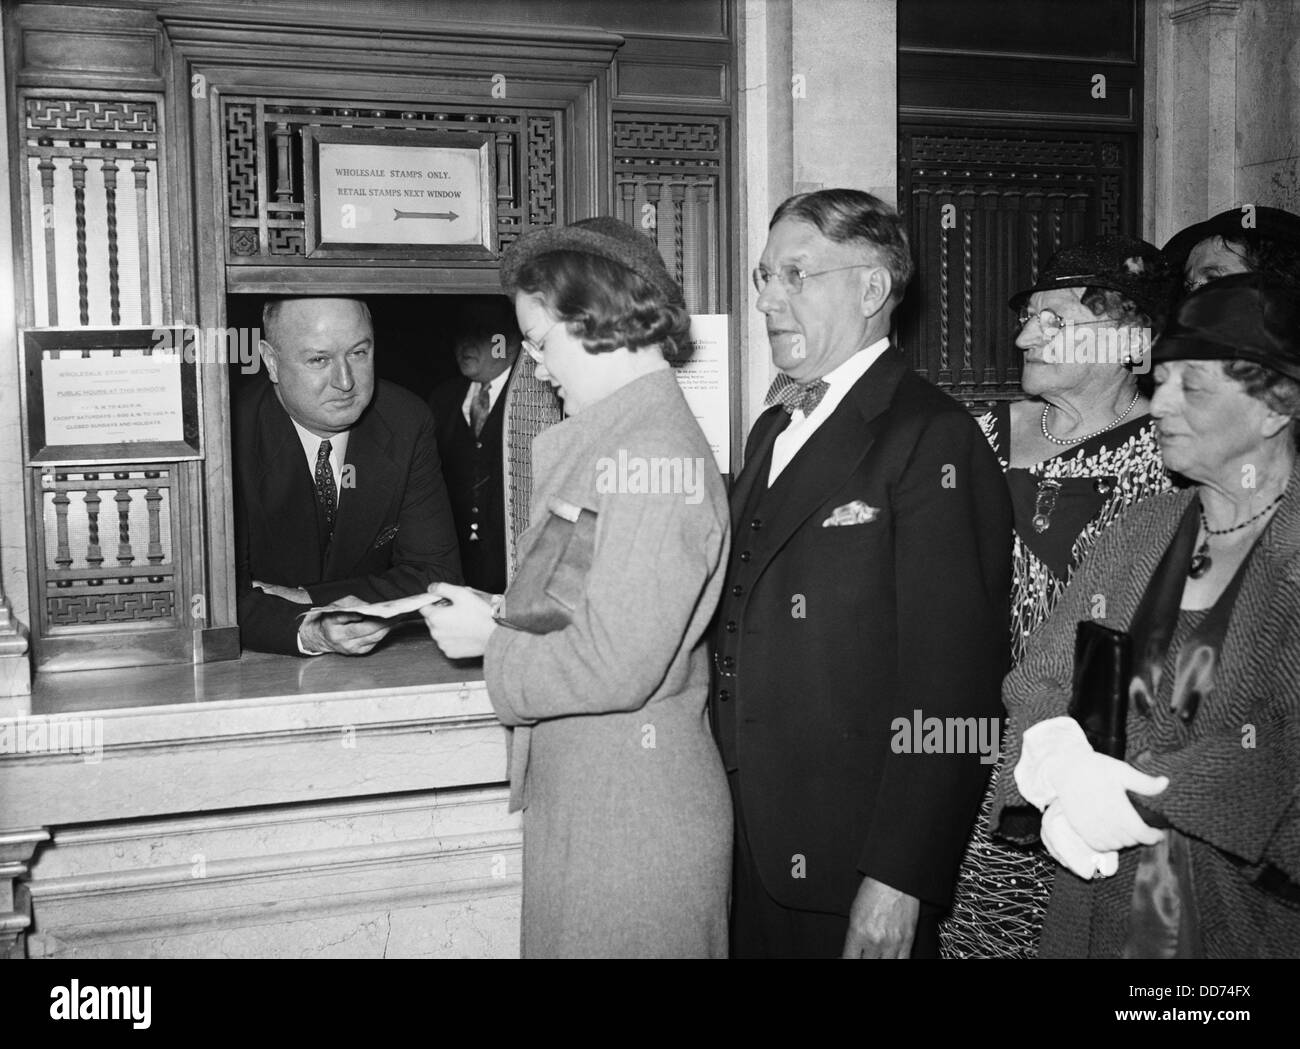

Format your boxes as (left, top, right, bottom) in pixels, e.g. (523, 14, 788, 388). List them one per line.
(1211, 455, 1300, 704)
(530, 367, 681, 476)
(251, 389, 323, 573)
(730, 346, 909, 552)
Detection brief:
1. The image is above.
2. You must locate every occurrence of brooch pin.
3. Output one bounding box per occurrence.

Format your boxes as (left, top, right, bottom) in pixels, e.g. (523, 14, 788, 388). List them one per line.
(1031, 478, 1062, 533)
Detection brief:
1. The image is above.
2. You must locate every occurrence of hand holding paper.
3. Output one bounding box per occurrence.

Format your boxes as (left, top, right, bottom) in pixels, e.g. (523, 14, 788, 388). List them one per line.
(420, 582, 498, 659)
(296, 592, 451, 656)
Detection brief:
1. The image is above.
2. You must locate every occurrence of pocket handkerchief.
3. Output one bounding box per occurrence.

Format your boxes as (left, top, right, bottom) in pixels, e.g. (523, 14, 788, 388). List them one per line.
(822, 500, 880, 527)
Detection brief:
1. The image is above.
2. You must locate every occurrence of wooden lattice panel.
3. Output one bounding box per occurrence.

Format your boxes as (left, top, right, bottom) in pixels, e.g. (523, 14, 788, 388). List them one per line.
(501, 355, 563, 581)
(36, 466, 180, 632)
(898, 128, 1138, 405)
(19, 94, 166, 328)
(613, 116, 724, 314)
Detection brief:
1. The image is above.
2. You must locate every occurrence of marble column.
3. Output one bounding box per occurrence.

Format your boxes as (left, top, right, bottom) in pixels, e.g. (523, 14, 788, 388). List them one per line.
(1232, 0, 1300, 214)
(1145, 0, 1243, 245)
(738, 0, 897, 435)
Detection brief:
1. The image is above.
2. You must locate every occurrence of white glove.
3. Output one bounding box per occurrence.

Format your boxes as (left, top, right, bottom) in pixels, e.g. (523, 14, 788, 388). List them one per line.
(1015, 716, 1168, 853)
(1041, 801, 1118, 880)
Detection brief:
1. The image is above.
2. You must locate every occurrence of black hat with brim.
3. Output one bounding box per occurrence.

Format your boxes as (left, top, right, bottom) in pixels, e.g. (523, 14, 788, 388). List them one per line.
(499, 216, 685, 306)
(1151, 271, 1300, 382)
(1162, 206, 1300, 270)
(1008, 233, 1172, 321)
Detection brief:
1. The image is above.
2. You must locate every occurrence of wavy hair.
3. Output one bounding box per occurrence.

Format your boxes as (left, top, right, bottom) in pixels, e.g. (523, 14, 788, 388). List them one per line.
(511, 250, 690, 356)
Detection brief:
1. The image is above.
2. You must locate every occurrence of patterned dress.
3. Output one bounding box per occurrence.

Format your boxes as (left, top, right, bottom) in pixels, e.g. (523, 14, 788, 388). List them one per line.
(938, 402, 1171, 958)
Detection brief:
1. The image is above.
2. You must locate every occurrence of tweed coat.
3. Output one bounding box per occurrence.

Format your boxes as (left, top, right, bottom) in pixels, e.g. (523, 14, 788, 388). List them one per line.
(483, 367, 733, 958)
(993, 460, 1300, 957)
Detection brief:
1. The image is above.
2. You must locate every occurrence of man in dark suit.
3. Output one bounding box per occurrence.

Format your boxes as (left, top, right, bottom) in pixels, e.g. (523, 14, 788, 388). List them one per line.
(712, 189, 1012, 958)
(235, 297, 462, 656)
(428, 298, 521, 594)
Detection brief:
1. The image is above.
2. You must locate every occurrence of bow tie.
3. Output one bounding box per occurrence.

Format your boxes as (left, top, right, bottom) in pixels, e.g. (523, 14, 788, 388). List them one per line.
(764, 374, 830, 416)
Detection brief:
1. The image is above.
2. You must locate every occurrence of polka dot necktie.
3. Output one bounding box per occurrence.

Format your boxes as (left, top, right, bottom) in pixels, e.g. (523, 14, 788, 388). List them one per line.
(314, 439, 337, 538)
(764, 373, 831, 416)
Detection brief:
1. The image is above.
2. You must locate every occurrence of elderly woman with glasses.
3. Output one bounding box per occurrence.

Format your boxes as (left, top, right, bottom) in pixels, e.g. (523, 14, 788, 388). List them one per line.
(420, 217, 732, 958)
(991, 273, 1300, 957)
(941, 235, 1176, 959)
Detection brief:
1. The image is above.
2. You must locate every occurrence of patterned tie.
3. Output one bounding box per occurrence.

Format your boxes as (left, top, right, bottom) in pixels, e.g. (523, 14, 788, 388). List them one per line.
(314, 439, 337, 538)
(470, 382, 492, 437)
(764, 373, 831, 416)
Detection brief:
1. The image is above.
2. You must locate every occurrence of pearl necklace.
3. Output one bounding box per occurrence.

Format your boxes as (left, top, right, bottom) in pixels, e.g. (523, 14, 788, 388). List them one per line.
(1188, 489, 1287, 579)
(1039, 389, 1141, 447)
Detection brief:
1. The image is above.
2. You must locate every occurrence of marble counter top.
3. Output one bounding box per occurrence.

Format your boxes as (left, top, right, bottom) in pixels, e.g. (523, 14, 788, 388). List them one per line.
(1, 629, 501, 829)
(26, 624, 482, 716)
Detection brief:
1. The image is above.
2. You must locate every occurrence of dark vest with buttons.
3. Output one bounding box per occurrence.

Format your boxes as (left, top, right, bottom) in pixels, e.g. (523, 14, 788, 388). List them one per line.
(712, 409, 793, 770)
(431, 379, 508, 594)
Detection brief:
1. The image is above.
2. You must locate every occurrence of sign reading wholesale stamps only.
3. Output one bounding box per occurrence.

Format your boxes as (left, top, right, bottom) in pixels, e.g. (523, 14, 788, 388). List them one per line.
(303, 127, 496, 259)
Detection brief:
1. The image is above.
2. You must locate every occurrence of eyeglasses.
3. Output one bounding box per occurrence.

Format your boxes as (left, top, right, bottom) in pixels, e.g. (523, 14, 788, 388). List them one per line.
(752, 264, 874, 295)
(522, 318, 562, 363)
(1017, 308, 1109, 335)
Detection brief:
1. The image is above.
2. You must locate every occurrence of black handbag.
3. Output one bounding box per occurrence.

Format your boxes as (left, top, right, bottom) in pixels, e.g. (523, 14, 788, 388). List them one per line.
(1068, 619, 1132, 760)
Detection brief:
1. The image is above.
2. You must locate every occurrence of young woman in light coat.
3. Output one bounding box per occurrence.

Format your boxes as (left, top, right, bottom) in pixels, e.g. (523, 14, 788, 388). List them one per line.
(422, 217, 732, 958)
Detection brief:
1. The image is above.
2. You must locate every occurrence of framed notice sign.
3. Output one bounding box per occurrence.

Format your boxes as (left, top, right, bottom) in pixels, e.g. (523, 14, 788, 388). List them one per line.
(303, 127, 497, 260)
(23, 327, 202, 465)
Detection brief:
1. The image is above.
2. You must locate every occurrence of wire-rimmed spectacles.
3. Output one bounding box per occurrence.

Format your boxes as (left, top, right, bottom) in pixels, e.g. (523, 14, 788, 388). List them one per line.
(522, 318, 562, 363)
(752, 263, 874, 295)
(1017, 308, 1109, 335)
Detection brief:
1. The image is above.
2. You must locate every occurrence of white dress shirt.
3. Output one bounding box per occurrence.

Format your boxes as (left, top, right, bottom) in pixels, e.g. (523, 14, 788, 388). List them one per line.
(460, 369, 511, 427)
(290, 419, 350, 501)
(768, 337, 890, 485)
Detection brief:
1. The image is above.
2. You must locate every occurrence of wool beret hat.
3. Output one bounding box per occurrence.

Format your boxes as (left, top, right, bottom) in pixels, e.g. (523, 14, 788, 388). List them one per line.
(499, 216, 685, 306)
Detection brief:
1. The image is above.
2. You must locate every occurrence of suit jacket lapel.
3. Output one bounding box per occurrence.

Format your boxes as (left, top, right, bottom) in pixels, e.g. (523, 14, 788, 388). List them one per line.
(751, 346, 910, 572)
(323, 400, 400, 579)
(730, 406, 788, 531)
(254, 391, 323, 582)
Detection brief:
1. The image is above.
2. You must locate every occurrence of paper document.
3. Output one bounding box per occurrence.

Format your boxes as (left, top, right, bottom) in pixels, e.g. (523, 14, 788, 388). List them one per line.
(299, 592, 451, 627)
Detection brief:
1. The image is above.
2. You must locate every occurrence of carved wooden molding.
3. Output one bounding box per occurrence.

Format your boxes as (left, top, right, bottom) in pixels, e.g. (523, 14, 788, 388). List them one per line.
(158, 5, 625, 67)
(11, 4, 162, 89)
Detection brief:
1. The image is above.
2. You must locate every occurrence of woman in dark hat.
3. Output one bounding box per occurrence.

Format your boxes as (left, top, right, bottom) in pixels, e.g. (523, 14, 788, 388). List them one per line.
(1164, 205, 1300, 294)
(421, 217, 733, 957)
(941, 234, 1175, 958)
(992, 272, 1300, 957)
